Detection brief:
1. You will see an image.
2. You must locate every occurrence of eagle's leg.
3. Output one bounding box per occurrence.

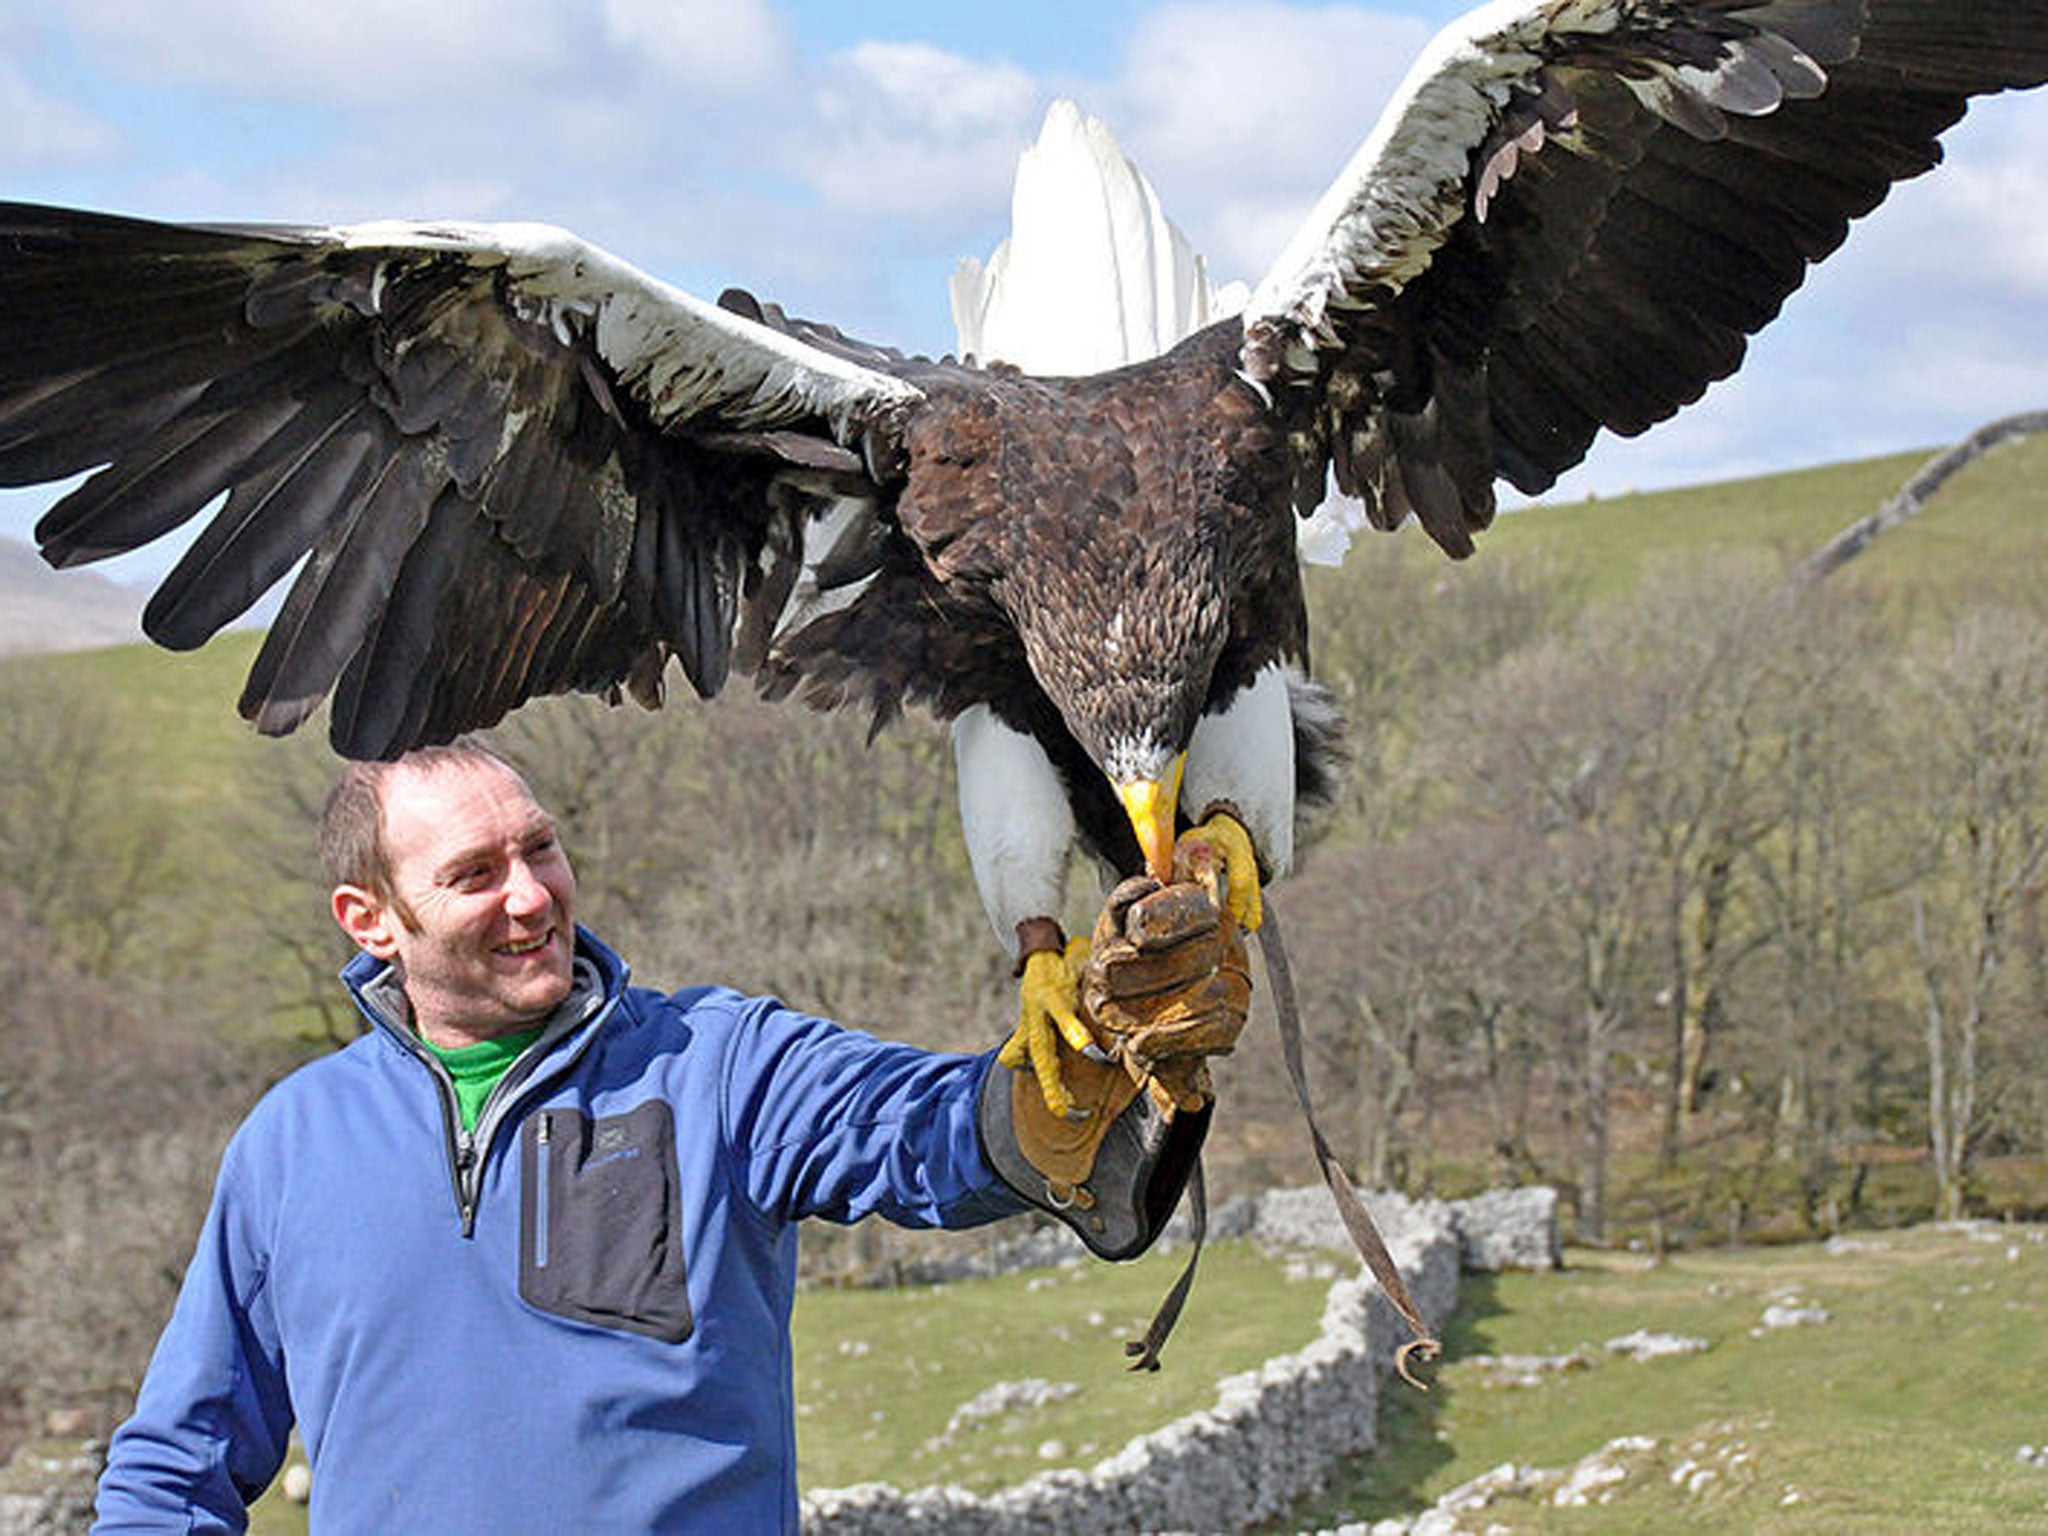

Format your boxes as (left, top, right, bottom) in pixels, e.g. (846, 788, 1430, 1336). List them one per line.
(953, 706, 1096, 1116)
(1174, 808, 1263, 931)
(999, 936, 1095, 1119)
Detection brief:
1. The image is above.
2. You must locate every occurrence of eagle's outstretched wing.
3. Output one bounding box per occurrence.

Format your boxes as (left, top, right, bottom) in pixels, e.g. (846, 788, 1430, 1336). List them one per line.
(0, 205, 922, 756)
(1245, 0, 2048, 557)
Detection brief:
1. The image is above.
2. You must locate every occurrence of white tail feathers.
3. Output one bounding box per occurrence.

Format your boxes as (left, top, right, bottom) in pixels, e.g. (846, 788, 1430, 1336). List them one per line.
(955, 97, 1363, 564)
(951, 99, 1246, 377)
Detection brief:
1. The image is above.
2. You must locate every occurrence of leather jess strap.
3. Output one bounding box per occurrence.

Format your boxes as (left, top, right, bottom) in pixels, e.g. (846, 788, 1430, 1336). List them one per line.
(1257, 900, 1442, 1387)
(1124, 899, 1441, 1383)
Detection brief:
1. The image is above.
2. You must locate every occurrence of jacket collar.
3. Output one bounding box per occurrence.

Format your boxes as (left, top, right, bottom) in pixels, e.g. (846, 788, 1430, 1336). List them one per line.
(341, 925, 630, 1045)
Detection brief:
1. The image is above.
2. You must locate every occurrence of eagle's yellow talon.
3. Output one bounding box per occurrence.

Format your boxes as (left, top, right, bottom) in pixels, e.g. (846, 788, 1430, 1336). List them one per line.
(1003, 942, 1093, 1117)
(1177, 810, 1263, 931)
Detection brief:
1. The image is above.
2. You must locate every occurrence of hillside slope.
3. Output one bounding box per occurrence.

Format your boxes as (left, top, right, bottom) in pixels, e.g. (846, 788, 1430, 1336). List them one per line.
(1479, 433, 2048, 610)
(0, 535, 145, 657)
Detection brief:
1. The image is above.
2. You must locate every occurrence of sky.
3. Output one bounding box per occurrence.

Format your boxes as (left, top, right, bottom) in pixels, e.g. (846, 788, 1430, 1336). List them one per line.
(2, 0, 2045, 587)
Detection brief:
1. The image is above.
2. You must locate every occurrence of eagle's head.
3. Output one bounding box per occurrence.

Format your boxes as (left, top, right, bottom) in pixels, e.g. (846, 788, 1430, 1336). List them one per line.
(1011, 555, 1232, 883)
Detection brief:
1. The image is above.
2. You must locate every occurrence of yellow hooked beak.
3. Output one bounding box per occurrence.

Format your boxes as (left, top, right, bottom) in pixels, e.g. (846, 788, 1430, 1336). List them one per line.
(1116, 754, 1185, 884)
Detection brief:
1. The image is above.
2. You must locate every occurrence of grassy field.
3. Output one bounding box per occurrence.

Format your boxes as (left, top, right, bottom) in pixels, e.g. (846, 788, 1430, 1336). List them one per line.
(21, 626, 277, 804)
(1479, 435, 2048, 616)
(791, 1239, 1330, 1492)
(1280, 1225, 2048, 1534)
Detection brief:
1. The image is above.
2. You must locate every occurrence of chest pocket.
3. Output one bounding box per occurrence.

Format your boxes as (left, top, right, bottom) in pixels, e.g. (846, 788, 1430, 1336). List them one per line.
(519, 1101, 694, 1342)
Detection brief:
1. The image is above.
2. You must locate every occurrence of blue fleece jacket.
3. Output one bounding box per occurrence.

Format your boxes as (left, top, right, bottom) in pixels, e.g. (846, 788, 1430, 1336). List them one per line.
(95, 930, 1021, 1533)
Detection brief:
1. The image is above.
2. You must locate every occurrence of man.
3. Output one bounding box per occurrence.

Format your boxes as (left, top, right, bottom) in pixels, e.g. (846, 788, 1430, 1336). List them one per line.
(95, 739, 1245, 1532)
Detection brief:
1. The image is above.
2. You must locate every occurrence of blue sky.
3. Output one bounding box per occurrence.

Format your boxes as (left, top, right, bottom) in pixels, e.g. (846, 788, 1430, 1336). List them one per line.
(3, 0, 2045, 585)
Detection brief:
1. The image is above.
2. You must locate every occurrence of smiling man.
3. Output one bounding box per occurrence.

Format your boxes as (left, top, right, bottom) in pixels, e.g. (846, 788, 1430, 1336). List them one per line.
(92, 740, 1248, 1533)
(327, 752, 581, 1047)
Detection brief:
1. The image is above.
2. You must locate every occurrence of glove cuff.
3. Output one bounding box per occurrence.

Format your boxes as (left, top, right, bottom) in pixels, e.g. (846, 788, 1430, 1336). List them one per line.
(978, 1059, 1210, 1261)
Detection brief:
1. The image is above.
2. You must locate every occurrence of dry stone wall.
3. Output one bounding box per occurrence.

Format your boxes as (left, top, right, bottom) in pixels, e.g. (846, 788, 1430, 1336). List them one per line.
(802, 1186, 1559, 1536)
(0, 1440, 99, 1536)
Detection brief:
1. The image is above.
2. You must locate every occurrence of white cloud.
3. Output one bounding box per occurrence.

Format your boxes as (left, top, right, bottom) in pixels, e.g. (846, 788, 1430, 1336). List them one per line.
(1880, 94, 2048, 298)
(1110, 2, 1435, 280)
(61, 0, 576, 105)
(0, 64, 121, 171)
(602, 0, 792, 94)
(806, 42, 1037, 217)
(829, 42, 1038, 138)
(1119, 2, 1428, 176)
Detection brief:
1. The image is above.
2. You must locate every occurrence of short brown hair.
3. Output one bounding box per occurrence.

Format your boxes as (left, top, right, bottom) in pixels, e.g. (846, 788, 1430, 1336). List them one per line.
(318, 738, 521, 903)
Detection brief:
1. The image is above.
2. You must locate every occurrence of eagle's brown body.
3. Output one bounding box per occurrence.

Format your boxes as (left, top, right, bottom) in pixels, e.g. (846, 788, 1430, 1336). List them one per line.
(762, 321, 1314, 876)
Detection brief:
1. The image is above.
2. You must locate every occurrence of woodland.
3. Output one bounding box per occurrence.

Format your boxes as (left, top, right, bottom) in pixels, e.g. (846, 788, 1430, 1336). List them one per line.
(2, 432, 2046, 1460)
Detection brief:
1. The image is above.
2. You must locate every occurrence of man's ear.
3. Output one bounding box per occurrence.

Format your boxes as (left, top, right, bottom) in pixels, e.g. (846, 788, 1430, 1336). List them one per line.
(333, 884, 401, 960)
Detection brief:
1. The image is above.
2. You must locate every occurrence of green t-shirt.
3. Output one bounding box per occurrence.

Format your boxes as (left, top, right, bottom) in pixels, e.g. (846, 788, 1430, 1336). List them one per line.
(422, 1027, 544, 1132)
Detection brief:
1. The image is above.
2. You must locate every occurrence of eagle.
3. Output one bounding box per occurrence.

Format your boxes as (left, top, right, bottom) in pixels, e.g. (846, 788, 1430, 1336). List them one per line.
(5, 0, 2043, 1113)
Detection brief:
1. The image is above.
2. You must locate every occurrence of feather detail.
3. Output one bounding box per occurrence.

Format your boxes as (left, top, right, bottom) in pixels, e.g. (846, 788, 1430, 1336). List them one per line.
(1246, 0, 2048, 546)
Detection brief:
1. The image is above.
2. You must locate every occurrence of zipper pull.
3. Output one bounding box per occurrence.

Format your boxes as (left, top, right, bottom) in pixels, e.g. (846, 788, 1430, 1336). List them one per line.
(456, 1138, 479, 1236)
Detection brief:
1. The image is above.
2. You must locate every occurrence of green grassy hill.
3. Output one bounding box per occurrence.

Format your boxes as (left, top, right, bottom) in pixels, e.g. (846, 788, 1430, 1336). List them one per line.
(1478, 435, 2048, 613)
(1279, 1224, 2048, 1534)
(19, 626, 284, 794)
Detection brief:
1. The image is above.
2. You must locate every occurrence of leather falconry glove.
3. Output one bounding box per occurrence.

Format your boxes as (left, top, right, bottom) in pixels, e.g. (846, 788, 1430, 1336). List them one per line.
(982, 845, 1250, 1259)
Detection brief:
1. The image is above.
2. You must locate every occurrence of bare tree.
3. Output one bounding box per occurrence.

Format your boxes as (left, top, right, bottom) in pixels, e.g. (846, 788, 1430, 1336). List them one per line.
(1898, 608, 2048, 1219)
(1725, 591, 1904, 1231)
(1573, 561, 1793, 1168)
(0, 895, 252, 1449)
(493, 690, 1010, 1049)
(208, 729, 367, 1046)
(1414, 620, 1675, 1242)
(1286, 820, 1551, 1191)
(0, 671, 163, 977)
(1305, 532, 1567, 842)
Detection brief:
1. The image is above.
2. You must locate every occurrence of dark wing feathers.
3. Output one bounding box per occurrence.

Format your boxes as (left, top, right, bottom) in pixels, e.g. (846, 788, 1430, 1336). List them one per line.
(1481, 47, 1981, 491)
(1248, 0, 2048, 549)
(0, 205, 920, 758)
(239, 450, 439, 735)
(35, 378, 314, 568)
(645, 460, 745, 700)
(146, 388, 391, 651)
(326, 488, 635, 759)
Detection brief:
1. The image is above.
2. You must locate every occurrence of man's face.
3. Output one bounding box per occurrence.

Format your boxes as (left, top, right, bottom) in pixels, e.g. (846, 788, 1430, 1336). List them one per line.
(332, 757, 578, 1048)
